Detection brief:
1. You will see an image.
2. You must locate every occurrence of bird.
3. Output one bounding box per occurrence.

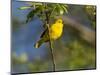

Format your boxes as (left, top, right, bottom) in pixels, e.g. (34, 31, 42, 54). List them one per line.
(34, 19, 64, 48)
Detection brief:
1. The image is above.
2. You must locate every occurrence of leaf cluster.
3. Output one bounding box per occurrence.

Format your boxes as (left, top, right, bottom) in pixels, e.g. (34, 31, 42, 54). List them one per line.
(19, 2, 68, 23)
(84, 5, 96, 29)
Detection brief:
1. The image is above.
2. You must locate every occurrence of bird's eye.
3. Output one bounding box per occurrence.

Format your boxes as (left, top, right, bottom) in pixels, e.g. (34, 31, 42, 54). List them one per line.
(56, 19, 62, 23)
(58, 21, 62, 23)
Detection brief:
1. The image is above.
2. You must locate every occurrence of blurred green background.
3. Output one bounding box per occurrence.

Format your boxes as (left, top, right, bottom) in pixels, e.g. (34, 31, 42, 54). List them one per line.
(11, 0, 96, 74)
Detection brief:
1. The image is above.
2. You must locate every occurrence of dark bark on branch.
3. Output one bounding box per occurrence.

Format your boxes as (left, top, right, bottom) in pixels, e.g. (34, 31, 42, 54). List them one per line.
(44, 3, 55, 72)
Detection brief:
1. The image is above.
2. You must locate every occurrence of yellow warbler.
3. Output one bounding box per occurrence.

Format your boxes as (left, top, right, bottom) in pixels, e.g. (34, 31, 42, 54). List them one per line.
(34, 19, 63, 48)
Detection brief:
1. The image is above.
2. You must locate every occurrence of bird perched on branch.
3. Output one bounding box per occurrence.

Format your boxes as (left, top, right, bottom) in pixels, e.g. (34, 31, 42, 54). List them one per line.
(34, 19, 64, 48)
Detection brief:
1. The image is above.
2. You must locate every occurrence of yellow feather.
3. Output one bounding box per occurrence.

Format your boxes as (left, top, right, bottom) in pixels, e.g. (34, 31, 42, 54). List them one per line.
(50, 19, 63, 40)
(34, 19, 63, 48)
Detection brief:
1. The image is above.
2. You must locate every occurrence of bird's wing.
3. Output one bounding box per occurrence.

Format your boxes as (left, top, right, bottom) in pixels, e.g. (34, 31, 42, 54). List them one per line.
(40, 28, 48, 38)
(40, 24, 53, 39)
(40, 28, 49, 42)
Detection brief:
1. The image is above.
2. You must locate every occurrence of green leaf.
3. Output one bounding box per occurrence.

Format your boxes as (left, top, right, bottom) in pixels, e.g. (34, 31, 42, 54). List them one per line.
(56, 4, 64, 15)
(19, 6, 31, 10)
(59, 9, 64, 15)
(61, 5, 68, 13)
(26, 6, 45, 23)
(28, 2, 43, 6)
(26, 10, 34, 23)
(63, 5, 68, 8)
(26, 9, 39, 23)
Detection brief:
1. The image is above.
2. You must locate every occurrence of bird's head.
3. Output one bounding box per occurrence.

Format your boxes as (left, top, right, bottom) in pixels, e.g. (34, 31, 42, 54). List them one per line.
(56, 19, 63, 24)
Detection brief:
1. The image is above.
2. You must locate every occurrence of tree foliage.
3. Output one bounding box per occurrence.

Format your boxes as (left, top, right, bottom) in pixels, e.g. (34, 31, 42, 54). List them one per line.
(12, 3, 96, 73)
(19, 2, 68, 23)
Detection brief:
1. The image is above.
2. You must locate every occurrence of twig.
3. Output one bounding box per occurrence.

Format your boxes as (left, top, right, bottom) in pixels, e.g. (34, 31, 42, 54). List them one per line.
(44, 3, 55, 71)
(49, 6, 56, 17)
(46, 24, 55, 72)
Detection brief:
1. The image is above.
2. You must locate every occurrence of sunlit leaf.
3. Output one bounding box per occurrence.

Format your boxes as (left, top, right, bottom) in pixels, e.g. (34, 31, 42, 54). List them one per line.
(27, 2, 43, 6)
(56, 4, 67, 15)
(61, 5, 68, 13)
(19, 6, 32, 10)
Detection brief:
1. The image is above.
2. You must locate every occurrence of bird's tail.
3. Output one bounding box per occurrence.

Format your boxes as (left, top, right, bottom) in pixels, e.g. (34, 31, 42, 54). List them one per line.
(34, 39, 44, 48)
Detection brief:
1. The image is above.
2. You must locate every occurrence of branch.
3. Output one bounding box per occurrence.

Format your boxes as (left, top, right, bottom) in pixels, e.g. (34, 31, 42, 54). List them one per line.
(46, 24, 55, 72)
(44, 3, 56, 71)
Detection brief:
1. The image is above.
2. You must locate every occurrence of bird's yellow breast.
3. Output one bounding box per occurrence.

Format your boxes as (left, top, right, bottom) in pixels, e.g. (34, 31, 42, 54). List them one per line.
(50, 23, 63, 40)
